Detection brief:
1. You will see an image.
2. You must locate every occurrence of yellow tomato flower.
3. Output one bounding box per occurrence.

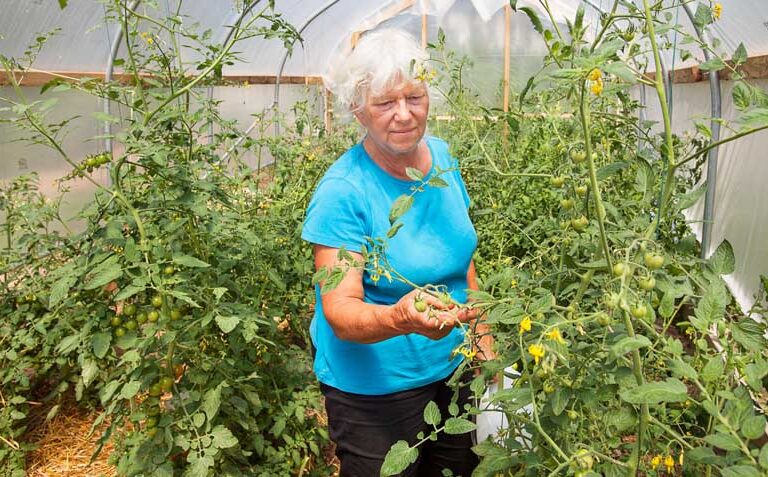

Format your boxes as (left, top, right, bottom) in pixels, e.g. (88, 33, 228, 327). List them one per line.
(528, 344, 545, 364)
(519, 316, 532, 334)
(590, 77, 604, 96)
(588, 68, 602, 81)
(650, 455, 662, 469)
(713, 2, 722, 20)
(664, 455, 675, 473)
(545, 327, 566, 345)
(457, 346, 477, 360)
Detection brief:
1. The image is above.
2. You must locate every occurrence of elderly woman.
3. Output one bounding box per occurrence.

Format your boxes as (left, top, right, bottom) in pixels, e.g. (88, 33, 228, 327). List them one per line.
(302, 28, 486, 476)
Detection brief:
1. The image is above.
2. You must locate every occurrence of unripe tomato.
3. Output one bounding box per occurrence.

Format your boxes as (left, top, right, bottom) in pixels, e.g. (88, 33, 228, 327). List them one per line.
(146, 427, 158, 438)
(567, 409, 579, 420)
(159, 376, 174, 392)
(596, 312, 612, 326)
(114, 326, 126, 337)
(136, 312, 148, 324)
(163, 266, 175, 276)
(110, 316, 123, 327)
(631, 304, 648, 319)
(414, 299, 428, 313)
(604, 293, 620, 308)
(147, 310, 160, 322)
(148, 383, 163, 397)
(574, 449, 594, 470)
(571, 216, 588, 232)
(550, 176, 566, 188)
(570, 150, 586, 163)
(123, 303, 136, 316)
(151, 295, 163, 308)
(145, 417, 158, 428)
(170, 309, 182, 321)
(612, 263, 627, 277)
(644, 252, 665, 270)
(124, 320, 138, 331)
(575, 185, 588, 196)
(638, 276, 656, 291)
(543, 382, 555, 393)
(560, 199, 574, 210)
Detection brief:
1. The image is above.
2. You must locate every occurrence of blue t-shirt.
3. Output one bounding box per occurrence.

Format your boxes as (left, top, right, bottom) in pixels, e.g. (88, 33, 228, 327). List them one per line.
(301, 136, 478, 395)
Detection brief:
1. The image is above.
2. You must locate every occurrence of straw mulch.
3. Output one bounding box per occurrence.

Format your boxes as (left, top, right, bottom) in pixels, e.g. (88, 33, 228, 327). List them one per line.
(24, 401, 118, 477)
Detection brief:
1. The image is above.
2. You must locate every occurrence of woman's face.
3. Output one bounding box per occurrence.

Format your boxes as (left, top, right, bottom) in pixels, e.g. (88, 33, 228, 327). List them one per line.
(355, 81, 429, 156)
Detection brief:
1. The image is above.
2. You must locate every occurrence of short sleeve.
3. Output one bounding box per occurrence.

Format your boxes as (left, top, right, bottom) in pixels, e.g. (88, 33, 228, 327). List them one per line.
(301, 177, 369, 252)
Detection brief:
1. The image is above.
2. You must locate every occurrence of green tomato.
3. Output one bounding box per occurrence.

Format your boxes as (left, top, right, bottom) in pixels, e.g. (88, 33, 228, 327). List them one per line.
(631, 304, 648, 319)
(124, 320, 138, 331)
(638, 276, 656, 291)
(110, 316, 123, 327)
(159, 376, 174, 392)
(170, 309, 182, 321)
(148, 383, 163, 397)
(114, 326, 126, 337)
(414, 299, 428, 313)
(612, 263, 627, 277)
(560, 199, 574, 210)
(147, 310, 160, 322)
(575, 185, 588, 196)
(163, 266, 175, 276)
(644, 252, 665, 270)
(596, 312, 612, 326)
(571, 216, 589, 232)
(136, 312, 147, 324)
(151, 295, 163, 308)
(145, 416, 158, 428)
(550, 176, 566, 188)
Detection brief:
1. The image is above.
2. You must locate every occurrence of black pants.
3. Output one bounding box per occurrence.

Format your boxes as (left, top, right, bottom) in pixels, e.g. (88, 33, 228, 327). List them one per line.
(321, 373, 478, 477)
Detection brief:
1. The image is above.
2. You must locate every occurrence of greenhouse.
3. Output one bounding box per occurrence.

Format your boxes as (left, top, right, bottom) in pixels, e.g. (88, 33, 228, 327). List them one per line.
(1, 0, 768, 476)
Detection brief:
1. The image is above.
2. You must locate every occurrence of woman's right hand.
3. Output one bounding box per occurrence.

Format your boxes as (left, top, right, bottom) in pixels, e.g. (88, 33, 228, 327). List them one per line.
(392, 290, 477, 340)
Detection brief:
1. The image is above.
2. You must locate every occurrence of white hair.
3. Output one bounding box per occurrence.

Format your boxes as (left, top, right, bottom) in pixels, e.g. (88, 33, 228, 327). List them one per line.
(324, 28, 429, 111)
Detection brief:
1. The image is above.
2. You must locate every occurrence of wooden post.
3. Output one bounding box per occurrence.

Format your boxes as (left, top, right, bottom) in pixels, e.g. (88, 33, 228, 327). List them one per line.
(324, 89, 333, 133)
(421, 0, 428, 48)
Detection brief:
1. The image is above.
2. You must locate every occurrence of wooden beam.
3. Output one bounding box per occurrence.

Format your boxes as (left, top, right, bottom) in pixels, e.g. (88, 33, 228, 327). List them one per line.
(645, 53, 768, 83)
(324, 88, 333, 133)
(351, 0, 416, 49)
(421, 0, 428, 48)
(503, 4, 511, 113)
(1, 70, 323, 87)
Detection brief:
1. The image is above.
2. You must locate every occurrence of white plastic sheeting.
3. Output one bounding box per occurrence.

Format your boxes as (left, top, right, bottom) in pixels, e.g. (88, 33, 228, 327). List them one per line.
(641, 79, 768, 313)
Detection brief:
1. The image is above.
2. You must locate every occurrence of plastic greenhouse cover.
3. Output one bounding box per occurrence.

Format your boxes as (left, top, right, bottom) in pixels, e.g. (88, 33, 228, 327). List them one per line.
(3, 0, 768, 78)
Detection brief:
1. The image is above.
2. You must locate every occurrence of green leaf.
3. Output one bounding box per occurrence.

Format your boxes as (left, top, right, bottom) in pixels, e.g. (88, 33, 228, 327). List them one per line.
(381, 440, 418, 476)
(119, 380, 142, 400)
(596, 162, 628, 180)
(215, 315, 240, 333)
(721, 465, 762, 477)
(444, 417, 477, 434)
(703, 433, 741, 451)
(620, 378, 688, 405)
(741, 415, 766, 440)
(92, 111, 119, 123)
(709, 239, 735, 274)
(550, 388, 567, 416)
(732, 43, 748, 65)
(732, 82, 752, 111)
(405, 167, 424, 181)
(699, 58, 726, 72)
(389, 195, 414, 224)
(50, 274, 76, 308)
(678, 184, 707, 211)
(427, 176, 448, 188)
(738, 108, 768, 128)
(423, 401, 441, 426)
(701, 356, 725, 383)
(731, 318, 766, 350)
(519, 7, 543, 33)
(58, 0, 68, 9)
(387, 222, 404, 239)
(99, 380, 121, 405)
(668, 358, 698, 380)
(686, 446, 721, 465)
(113, 284, 145, 302)
(84, 255, 122, 290)
(745, 360, 768, 390)
(603, 61, 637, 84)
(211, 425, 239, 449)
(693, 4, 713, 27)
(610, 336, 651, 359)
(172, 254, 210, 268)
(760, 443, 768, 469)
(81, 359, 98, 388)
(57, 334, 81, 354)
(91, 332, 111, 359)
(201, 382, 225, 422)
